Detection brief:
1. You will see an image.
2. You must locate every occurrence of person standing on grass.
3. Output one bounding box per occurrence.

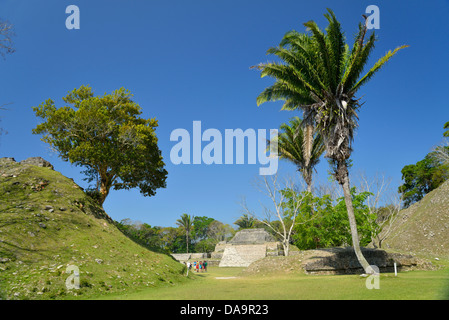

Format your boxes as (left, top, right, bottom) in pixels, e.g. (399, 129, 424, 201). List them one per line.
(203, 260, 207, 272)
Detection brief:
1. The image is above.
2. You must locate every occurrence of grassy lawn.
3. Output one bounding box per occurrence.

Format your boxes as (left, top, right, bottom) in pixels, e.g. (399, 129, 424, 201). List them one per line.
(101, 266, 449, 300)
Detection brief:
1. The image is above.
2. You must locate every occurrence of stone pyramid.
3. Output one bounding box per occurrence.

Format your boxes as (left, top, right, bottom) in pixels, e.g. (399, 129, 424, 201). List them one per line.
(218, 228, 280, 267)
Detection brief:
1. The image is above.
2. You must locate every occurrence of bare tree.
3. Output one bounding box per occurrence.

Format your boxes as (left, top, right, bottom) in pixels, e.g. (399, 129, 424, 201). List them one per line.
(0, 19, 15, 58)
(0, 103, 13, 145)
(207, 220, 234, 242)
(0, 19, 15, 145)
(314, 176, 342, 202)
(373, 192, 402, 248)
(240, 174, 311, 256)
(431, 139, 449, 165)
(354, 171, 402, 248)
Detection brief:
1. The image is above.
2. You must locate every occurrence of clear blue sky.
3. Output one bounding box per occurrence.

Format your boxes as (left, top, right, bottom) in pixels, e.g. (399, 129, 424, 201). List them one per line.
(1, 0, 448, 228)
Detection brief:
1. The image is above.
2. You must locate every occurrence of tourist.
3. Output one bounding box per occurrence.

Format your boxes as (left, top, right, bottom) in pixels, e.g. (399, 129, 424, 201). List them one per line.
(203, 260, 207, 272)
(199, 261, 203, 272)
(196, 261, 199, 272)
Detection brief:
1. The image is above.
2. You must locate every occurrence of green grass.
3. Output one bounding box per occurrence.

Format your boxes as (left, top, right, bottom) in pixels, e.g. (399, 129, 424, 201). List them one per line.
(102, 266, 449, 300)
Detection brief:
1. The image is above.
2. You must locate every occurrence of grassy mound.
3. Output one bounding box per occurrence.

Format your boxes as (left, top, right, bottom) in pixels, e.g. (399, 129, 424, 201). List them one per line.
(0, 158, 187, 300)
(379, 180, 449, 259)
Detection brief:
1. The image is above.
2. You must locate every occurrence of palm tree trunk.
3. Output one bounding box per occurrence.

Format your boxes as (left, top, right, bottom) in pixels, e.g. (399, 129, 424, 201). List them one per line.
(301, 166, 313, 194)
(338, 162, 373, 274)
(307, 183, 312, 194)
(303, 122, 314, 194)
(305, 168, 313, 194)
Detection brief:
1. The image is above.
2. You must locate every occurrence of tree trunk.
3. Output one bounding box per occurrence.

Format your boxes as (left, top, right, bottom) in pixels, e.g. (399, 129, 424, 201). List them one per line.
(303, 124, 313, 168)
(282, 241, 289, 257)
(339, 164, 374, 274)
(302, 168, 313, 194)
(306, 180, 312, 194)
(303, 123, 314, 194)
(99, 179, 110, 206)
(98, 169, 113, 207)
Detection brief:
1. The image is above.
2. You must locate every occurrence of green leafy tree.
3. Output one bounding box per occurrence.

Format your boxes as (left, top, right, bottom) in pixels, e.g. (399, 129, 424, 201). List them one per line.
(176, 213, 194, 253)
(444, 121, 449, 138)
(271, 117, 325, 193)
(32, 85, 167, 206)
(292, 189, 373, 250)
(115, 219, 165, 252)
(194, 239, 217, 253)
(191, 216, 215, 243)
(254, 9, 407, 273)
(160, 227, 185, 253)
(398, 153, 449, 208)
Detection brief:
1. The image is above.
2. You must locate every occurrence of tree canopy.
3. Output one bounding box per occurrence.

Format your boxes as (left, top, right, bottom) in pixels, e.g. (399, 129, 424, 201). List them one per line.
(32, 85, 167, 206)
(291, 189, 374, 250)
(234, 214, 256, 230)
(398, 153, 449, 208)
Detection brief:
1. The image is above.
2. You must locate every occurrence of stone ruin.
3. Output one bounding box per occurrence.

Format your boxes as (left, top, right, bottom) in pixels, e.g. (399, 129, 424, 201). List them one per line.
(301, 247, 435, 274)
(215, 228, 283, 267)
(171, 228, 283, 267)
(170, 229, 437, 272)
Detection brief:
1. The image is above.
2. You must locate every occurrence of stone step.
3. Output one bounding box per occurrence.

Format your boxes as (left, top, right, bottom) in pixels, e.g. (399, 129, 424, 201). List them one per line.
(219, 244, 267, 267)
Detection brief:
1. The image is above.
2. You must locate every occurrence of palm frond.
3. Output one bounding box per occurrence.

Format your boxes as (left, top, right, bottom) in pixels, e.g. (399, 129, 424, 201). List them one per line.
(324, 8, 346, 88)
(256, 81, 312, 107)
(343, 32, 377, 94)
(269, 117, 325, 187)
(341, 21, 369, 87)
(258, 61, 320, 98)
(303, 20, 334, 90)
(350, 44, 409, 94)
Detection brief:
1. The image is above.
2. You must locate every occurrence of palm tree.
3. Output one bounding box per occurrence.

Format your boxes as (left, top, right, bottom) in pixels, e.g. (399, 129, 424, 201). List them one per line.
(254, 9, 407, 274)
(176, 213, 194, 253)
(234, 214, 255, 230)
(271, 116, 325, 193)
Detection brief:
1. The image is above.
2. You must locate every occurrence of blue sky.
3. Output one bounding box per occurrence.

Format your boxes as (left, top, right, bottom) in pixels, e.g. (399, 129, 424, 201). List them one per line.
(1, 0, 448, 228)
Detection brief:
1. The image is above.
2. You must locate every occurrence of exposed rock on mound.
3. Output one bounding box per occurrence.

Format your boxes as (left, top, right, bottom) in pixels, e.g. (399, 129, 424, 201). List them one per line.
(0, 157, 185, 300)
(379, 180, 449, 258)
(301, 247, 434, 274)
(229, 228, 276, 244)
(19, 157, 54, 170)
(242, 248, 435, 276)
